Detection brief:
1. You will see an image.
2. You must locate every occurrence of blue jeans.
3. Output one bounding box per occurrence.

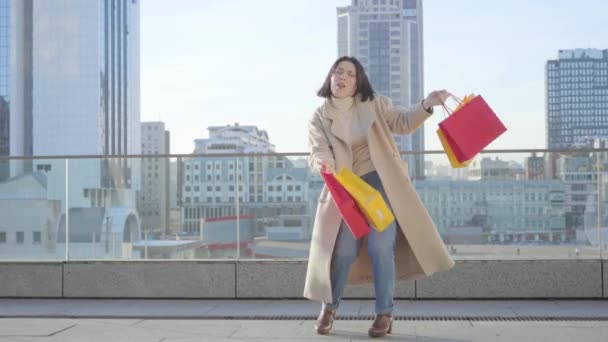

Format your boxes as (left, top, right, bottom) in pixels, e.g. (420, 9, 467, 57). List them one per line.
(322, 171, 397, 315)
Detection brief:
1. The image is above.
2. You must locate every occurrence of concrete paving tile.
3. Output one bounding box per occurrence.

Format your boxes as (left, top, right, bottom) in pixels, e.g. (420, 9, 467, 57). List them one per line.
(0, 319, 77, 337)
(132, 319, 254, 337)
(11, 337, 160, 342)
(162, 339, 351, 342)
(415, 325, 600, 342)
(406, 300, 520, 317)
(74, 318, 143, 326)
(562, 326, 608, 341)
(471, 320, 608, 328)
(27, 321, 201, 340)
(230, 320, 337, 339)
(330, 321, 417, 341)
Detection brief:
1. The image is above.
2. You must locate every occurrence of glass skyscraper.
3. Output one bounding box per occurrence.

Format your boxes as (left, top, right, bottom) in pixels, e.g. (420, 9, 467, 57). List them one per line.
(337, 0, 426, 179)
(2, 0, 140, 209)
(546, 49, 608, 149)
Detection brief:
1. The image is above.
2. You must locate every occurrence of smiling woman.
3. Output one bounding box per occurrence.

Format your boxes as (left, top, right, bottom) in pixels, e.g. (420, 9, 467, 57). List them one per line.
(305, 55, 453, 338)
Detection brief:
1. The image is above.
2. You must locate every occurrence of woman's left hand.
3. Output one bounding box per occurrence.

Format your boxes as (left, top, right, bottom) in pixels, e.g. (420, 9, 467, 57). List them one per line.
(423, 90, 452, 110)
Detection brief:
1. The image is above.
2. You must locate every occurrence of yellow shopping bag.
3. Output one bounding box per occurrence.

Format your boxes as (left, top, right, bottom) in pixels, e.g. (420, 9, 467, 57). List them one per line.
(437, 128, 472, 168)
(437, 93, 476, 168)
(335, 168, 395, 232)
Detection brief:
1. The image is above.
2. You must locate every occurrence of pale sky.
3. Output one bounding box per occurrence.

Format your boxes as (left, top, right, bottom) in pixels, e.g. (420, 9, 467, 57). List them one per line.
(140, 0, 608, 154)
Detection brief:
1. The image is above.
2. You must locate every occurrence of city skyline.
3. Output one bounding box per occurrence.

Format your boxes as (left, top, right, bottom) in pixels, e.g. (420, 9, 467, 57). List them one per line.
(140, 0, 608, 155)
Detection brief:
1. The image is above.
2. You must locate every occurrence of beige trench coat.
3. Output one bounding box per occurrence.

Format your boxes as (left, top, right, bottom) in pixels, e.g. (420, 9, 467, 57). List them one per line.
(303, 95, 455, 304)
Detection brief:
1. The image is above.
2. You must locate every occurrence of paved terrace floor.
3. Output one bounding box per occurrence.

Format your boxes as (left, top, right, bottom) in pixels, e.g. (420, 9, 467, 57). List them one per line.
(0, 299, 607, 341)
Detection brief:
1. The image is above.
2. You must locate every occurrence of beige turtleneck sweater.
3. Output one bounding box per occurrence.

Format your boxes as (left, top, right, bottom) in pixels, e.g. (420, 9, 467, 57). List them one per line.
(330, 96, 376, 176)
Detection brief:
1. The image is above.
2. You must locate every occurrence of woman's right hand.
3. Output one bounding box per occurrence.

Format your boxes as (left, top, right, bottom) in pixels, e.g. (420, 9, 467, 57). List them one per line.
(321, 160, 335, 174)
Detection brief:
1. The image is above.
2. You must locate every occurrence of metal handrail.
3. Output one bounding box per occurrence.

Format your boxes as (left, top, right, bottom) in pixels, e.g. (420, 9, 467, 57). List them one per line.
(1, 148, 608, 160)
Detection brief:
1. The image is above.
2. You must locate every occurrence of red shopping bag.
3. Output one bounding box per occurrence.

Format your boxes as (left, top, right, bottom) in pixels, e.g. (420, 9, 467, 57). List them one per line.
(321, 171, 371, 239)
(438, 95, 507, 162)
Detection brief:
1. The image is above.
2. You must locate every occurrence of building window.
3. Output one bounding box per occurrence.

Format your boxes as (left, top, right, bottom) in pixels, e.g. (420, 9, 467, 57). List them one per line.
(194, 186, 200, 192)
(269, 186, 274, 191)
(287, 185, 293, 191)
(295, 185, 301, 191)
(0, 232, 6, 243)
(277, 186, 282, 191)
(185, 186, 191, 192)
(33, 232, 41, 244)
(215, 197, 221, 202)
(215, 186, 221, 192)
(16, 232, 24, 244)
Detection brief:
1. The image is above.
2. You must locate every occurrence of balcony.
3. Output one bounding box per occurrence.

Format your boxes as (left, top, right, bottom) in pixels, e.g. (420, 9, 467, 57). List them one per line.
(0, 148, 607, 299)
(1, 149, 608, 340)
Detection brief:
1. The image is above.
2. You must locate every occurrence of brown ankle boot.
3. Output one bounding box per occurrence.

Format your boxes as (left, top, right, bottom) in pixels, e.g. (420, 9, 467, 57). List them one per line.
(314, 309, 336, 335)
(368, 314, 393, 338)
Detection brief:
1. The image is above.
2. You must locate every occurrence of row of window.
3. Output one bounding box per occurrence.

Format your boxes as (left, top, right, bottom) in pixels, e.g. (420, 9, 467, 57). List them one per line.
(0, 231, 42, 244)
(548, 74, 608, 83)
(558, 61, 608, 69)
(183, 184, 303, 193)
(185, 174, 242, 182)
(360, 13, 402, 20)
(552, 103, 608, 110)
(548, 89, 608, 96)
(185, 162, 288, 171)
(420, 193, 553, 202)
(548, 70, 604, 78)
(185, 185, 244, 192)
(183, 196, 304, 204)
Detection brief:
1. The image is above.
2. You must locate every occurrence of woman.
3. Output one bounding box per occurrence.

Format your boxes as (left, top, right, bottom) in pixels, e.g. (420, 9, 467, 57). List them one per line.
(304, 56, 455, 338)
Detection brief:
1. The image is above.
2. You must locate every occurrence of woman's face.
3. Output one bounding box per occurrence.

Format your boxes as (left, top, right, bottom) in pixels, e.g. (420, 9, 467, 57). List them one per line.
(330, 61, 357, 99)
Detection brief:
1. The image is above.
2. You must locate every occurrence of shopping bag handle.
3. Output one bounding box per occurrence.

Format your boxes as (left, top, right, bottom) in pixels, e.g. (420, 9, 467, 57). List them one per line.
(440, 95, 465, 119)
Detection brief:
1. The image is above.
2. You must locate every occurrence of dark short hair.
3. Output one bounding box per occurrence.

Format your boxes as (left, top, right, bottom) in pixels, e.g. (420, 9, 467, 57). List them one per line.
(317, 56, 375, 102)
